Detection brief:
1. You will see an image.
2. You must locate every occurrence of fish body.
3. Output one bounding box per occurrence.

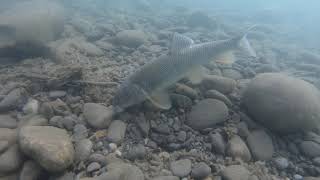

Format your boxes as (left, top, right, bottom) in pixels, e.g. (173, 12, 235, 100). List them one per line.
(113, 31, 256, 112)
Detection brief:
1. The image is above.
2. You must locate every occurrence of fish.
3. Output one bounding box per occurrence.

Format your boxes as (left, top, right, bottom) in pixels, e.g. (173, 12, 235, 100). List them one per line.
(112, 27, 257, 113)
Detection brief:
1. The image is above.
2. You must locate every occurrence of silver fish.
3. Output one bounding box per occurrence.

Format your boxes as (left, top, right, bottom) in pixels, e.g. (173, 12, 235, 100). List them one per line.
(113, 28, 256, 112)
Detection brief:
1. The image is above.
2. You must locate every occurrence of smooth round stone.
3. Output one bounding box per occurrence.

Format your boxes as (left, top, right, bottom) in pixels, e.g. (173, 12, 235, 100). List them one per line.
(227, 135, 251, 162)
(170, 159, 192, 177)
(125, 144, 146, 160)
(246, 130, 274, 161)
(0, 88, 26, 112)
(19, 126, 74, 172)
(190, 162, 211, 179)
(201, 75, 236, 94)
(83, 103, 114, 129)
(187, 99, 228, 130)
(205, 90, 232, 107)
(75, 139, 93, 163)
(243, 73, 320, 134)
(99, 162, 144, 180)
(107, 120, 127, 144)
(87, 162, 101, 173)
(49, 91, 67, 99)
(210, 133, 226, 155)
(221, 165, 250, 180)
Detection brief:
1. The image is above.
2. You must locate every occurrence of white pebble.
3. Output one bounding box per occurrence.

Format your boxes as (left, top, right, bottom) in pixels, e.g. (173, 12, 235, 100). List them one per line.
(115, 149, 122, 157)
(23, 98, 39, 114)
(109, 143, 117, 152)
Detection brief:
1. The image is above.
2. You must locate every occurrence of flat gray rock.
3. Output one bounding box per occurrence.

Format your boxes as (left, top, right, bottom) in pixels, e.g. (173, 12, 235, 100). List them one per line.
(187, 99, 228, 130)
(246, 130, 274, 161)
(19, 126, 74, 172)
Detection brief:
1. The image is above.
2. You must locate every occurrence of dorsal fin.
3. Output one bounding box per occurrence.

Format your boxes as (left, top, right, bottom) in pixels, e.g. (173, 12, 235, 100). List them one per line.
(171, 33, 194, 54)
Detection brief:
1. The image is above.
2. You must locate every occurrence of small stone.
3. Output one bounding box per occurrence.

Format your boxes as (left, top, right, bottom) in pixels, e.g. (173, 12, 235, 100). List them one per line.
(226, 135, 251, 162)
(49, 116, 64, 128)
(99, 162, 144, 180)
(191, 162, 211, 179)
(246, 130, 274, 160)
(19, 114, 48, 127)
(72, 124, 88, 141)
(237, 122, 250, 138)
(87, 162, 101, 173)
(0, 144, 23, 174)
(19, 126, 74, 172)
(107, 120, 127, 144)
(205, 90, 232, 107)
(88, 153, 108, 166)
(151, 176, 179, 180)
(222, 69, 243, 80)
(201, 75, 236, 94)
(49, 91, 67, 99)
(293, 174, 303, 180)
(170, 159, 192, 177)
(300, 141, 320, 158)
(210, 133, 226, 155)
(75, 139, 93, 163)
(109, 143, 118, 152)
(0, 114, 17, 129)
(177, 131, 187, 142)
(274, 157, 289, 170)
(175, 83, 198, 100)
(187, 99, 228, 130)
(20, 160, 42, 180)
(221, 165, 250, 180)
(125, 144, 146, 160)
(83, 103, 114, 129)
(22, 99, 39, 115)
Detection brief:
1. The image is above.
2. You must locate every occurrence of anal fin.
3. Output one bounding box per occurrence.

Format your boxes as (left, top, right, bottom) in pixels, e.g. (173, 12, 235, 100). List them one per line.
(147, 90, 172, 110)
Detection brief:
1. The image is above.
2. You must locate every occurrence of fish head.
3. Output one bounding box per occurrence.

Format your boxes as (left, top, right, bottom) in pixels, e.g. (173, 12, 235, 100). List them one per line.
(112, 82, 147, 112)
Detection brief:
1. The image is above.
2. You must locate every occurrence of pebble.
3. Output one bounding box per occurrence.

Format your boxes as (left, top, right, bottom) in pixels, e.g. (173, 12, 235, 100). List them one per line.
(205, 90, 233, 107)
(187, 99, 228, 130)
(49, 91, 67, 99)
(190, 162, 211, 179)
(170, 159, 192, 177)
(174, 83, 198, 100)
(19, 160, 42, 180)
(293, 174, 303, 180)
(107, 120, 127, 144)
(22, 98, 39, 114)
(221, 165, 250, 180)
(0, 144, 23, 174)
(87, 162, 101, 173)
(83, 103, 114, 129)
(274, 157, 289, 170)
(201, 75, 236, 94)
(237, 122, 250, 138)
(177, 131, 187, 142)
(88, 153, 108, 166)
(222, 69, 243, 80)
(98, 162, 144, 180)
(125, 144, 146, 160)
(151, 176, 179, 180)
(72, 124, 88, 141)
(19, 126, 74, 172)
(0, 88, 26, 112)
(210, 133, 226, 155)
(300, 141, 320, 158)
(0, 114, 17, 129)
(246, 130, 274, 160)
(74, 139, 93, 163)
(226, 135, 251, 162)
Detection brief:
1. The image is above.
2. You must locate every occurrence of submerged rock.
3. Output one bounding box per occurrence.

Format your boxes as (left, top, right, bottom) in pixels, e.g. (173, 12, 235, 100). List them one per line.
(83, 103, 114, 129)
(187, 99, 228, 130)
(226, 135, 251, 162)
(243, 73, 320, 134)
(221, 165, 250, 180)
(246, 130, 274, 161)
(19, 126, 74, 172)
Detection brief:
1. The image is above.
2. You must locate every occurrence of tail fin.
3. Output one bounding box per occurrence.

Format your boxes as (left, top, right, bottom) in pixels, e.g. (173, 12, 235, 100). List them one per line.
(238, 25, 257, 57)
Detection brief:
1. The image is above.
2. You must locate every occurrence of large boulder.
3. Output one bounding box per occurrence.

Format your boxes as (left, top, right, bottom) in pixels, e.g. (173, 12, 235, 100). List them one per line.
(242, 73, 320, 134)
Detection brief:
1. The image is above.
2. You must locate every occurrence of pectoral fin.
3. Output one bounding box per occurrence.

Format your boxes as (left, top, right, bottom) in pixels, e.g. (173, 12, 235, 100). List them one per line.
(215, 51, 235, 65)
(186, 66, 207, 84)
(147, 90, 172, 110)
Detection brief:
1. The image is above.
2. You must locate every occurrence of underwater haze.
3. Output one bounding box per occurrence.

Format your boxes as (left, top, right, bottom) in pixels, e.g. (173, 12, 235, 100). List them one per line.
(1, 0, 320, 180)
